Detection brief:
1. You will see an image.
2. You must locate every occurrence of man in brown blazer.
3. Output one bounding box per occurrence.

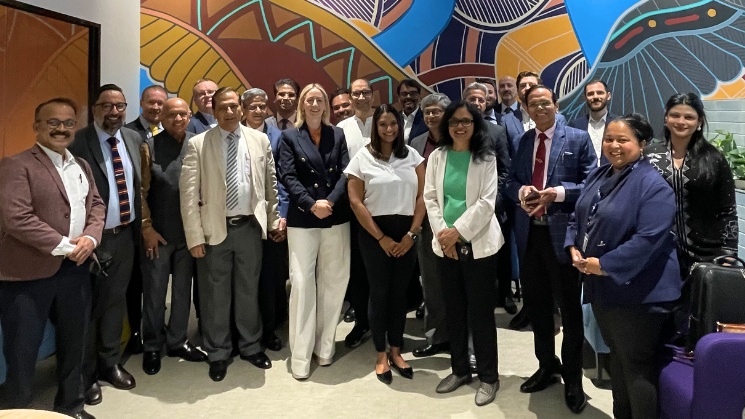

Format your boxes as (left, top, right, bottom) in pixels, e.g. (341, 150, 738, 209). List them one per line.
(0, 98, 105, 419)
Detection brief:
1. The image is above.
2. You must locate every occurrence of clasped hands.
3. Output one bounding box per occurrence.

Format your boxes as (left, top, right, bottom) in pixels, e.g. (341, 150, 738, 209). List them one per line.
(569, 246, 602, 276)
(519, 186, 557, 216)
(311, 199, 333, 219)
(67, 236, 95, 266)
(378, 233, 414, 258)
(437, 227, 460, 260)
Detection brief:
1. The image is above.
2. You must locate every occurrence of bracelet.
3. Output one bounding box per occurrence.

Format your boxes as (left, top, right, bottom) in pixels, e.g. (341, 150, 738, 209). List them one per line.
(377, 234, 385, 242)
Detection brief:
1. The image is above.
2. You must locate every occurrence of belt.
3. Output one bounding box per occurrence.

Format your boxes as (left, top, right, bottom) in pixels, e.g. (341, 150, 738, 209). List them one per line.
(227, 215, 254, 227)
(103, 223, 131, 235)
(531, 215, 549, 226)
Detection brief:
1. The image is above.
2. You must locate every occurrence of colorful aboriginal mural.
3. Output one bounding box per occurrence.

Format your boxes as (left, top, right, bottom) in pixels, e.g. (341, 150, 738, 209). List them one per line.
(139, 0, 745, 130)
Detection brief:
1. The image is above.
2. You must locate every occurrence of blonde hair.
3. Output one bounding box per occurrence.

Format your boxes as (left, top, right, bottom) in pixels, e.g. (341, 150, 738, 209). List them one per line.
(295, 83, 331, 127)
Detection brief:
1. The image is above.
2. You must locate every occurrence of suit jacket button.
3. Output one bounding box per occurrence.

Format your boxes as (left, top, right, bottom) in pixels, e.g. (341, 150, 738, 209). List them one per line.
(310, 169, 315, 173)
(326, 182, 331, 187)
(301, 157, 306, 162)
(64, 214, 70, 219)
(329, 167, 334, 172)
(313, 183, 319, 188)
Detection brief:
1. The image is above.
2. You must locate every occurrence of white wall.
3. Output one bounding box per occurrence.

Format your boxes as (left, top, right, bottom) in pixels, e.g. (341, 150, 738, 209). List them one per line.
(703, 99, 745, 147)
(18, 0, 140, 105)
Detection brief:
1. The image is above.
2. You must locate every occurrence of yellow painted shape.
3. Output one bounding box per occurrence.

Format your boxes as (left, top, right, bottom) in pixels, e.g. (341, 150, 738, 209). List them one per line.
(350, 18, 380, 37)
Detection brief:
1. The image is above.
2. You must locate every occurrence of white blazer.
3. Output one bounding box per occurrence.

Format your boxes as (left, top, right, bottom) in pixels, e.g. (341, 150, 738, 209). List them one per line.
(180, 125, 280, 248)
(423, 147, 504, 259)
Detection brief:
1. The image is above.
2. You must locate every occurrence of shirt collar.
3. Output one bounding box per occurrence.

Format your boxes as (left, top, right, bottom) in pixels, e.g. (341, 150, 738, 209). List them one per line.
(403, 109, 418, 120)
(139, 114, 161, 131)
(93, 122, 121, 144)
(218, 125, 241, 141)
(37, 143, 74, 167)
(589, 109, 609, 123)
(536, 122, 557, 140)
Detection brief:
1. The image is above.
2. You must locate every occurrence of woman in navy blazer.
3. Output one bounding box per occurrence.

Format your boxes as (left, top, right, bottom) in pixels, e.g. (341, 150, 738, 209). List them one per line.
(565, 114, 681, 419)
(278, 83, 351, 380)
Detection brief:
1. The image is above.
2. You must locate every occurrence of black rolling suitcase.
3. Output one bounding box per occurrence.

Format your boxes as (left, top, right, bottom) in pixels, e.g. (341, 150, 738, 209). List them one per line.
(685, 256, 745, 352)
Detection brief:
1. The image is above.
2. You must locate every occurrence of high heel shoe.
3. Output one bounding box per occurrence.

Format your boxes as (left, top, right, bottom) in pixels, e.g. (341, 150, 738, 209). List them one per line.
(376, 369, 392, 384)
(389, 358, 414, 379)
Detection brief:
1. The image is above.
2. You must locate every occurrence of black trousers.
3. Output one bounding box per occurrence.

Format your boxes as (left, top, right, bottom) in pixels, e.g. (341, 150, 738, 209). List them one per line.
(85, 226, 135, 387)
(259, 238, 289, 340)
(437, 251, 499, 384)
(495, 216, 514, 304)
(359, 215, 417, 352)
(521, 224, 583, 382)
(347, 218, 369, 328)
(0, 260, 90, 415)
(126, 250, 143, 336)
(593, 305, 671, 419)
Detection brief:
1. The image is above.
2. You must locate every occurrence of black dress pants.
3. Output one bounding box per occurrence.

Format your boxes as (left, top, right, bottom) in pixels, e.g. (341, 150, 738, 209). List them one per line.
(520, 224, 583, 382)
(259, 238, 289, 340)
(348, 218, 369, 328)
(436, 251, 499, 384)
(495, 216, 514, 304)
(0, 260, 90, 415)
(126, 250, 143, 336)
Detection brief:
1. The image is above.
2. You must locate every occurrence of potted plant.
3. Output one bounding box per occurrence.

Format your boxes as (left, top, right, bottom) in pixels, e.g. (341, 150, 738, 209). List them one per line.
(710, 129, 745, 189)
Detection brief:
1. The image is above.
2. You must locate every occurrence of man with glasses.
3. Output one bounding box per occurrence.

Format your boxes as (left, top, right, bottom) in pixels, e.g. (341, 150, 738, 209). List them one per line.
(0, 98, 104, 419)
(397, 78, 428, 142)
(506, 85, 595, 414)
(265, 78, 300, 130)
(187, 78, 218, 135)
(69, 84, 143, 405)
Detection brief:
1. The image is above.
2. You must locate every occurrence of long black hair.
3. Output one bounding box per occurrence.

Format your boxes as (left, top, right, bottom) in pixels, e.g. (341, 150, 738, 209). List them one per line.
(438, 100, 494, 162)
(369, 104, 408, 159)
(663, 92, 718, 181)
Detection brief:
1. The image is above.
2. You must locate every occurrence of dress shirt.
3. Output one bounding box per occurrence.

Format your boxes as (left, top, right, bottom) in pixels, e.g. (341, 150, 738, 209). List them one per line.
(521, 107, 536, 132)
(38, 144, 98, 255)
(500, 102, 519, 115)
(484, 109, 499, 125)
(94, 123, 136, 228)
(266, 112, 297, 130)
(521, 124, 565, 202)
(588, 110, 608, 161)
(219, 126, 253, 217)
(139, 114, 162, 138)
(337, 114, 372, 158)
(402, 109, 417, 140)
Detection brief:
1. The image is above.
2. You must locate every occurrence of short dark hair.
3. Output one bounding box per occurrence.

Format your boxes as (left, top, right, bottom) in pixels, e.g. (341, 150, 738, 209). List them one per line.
(35, 97, 78, 120)
(516, 71, 541, 87)
(610, 114, 654, 145)
(583, 79, 608, 94)
(369, 104, 408, 159)
(211, 86, 238, 109)
(273, 78, 300, 96)
(330, 87, 350, 103)
(141, 85, 167, 100)
(94, 84, 124, 104)
(438, 100, 494, 163)
(396, 78, 420, 95)
(475, 78, 496, 88)
(524, 84, 558, 104)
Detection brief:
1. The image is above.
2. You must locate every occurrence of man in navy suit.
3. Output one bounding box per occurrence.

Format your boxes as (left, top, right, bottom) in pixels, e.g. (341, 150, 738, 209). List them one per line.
(568, 79, 618, 166)
(397, 78, 428, 142)
(494, 76, 523, 118)
(465, 82, 502, 125)
(186, 78, 218, 135)
(506, 85, 596, 414)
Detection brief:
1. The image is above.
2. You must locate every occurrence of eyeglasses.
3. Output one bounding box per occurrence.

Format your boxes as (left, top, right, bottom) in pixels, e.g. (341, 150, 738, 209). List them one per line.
(94, 102, 127, 112)
(246, 104, 268, 112)
(351, 89, 372, 98)
(424, 109, 443, 117)
(399, 91, 420, 99)
(40, 118, 76, 129)
(527, 100, 553, 109)
(448, 118, 473, 127)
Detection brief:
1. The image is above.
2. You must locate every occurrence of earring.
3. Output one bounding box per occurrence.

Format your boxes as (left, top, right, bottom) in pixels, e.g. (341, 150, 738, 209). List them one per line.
(697, 126, 702, 131)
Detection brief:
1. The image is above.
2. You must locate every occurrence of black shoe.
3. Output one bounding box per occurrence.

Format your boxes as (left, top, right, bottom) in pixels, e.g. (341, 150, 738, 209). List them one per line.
(208, 360, 229, 382)
(504, 296, 518, 315)
(520, 362, 562, 393)
(509, 308, 530, 330)
(142, 351, 161, 375)
(344, 324, 371, 348)
(412, 342, 450, 358)
(376, 369, 392, 385)
(262, 334, 283, 352)
(125, 331, 143, 355)
(84, 382, 102, 406)
(564, 382, 587, 414)
(167, 341, 208, 362)
(99, 364, 136, 390)
(343, 306, 356, 323)
(240, 351, 272, 369)
(72, 410, 96, 419)
(389, 358, 413, 379)
(415, 302, 425, 319)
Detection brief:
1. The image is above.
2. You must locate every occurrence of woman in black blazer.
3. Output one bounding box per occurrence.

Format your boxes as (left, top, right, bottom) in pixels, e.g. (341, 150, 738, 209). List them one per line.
(278, 83, 351, 380)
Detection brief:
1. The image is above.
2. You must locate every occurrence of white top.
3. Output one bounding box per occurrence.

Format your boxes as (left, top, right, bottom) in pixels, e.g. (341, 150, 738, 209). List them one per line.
(588, 110, 608, 164)
(337, 115, 372, 158)
(521, 108, 536, 132)
(219, 127, 253, 217)
(344, 145, 423, 217)
(402, 109, 418, 141)
(94, 123, 136, 228)
(38, 144, 97, 255)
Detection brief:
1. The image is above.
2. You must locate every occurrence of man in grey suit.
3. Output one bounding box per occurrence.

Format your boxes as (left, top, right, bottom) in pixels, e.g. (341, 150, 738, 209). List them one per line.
(180, 87, 281, 382)
(69, 84, 143, 405)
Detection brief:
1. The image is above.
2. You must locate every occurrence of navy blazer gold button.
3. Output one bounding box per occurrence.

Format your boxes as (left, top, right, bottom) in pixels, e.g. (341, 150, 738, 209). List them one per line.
(313, 183, 319, 188)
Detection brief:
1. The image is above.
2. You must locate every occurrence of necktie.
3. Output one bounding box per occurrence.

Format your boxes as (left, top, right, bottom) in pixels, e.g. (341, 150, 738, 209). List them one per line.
(106, 137, 131, 224)
(149, 124, 159, 137)
(279, 119, 289, 130)
(226, 133, 239, 210)
(504, 107, 513, 114)
(514, 108, 523, 121)
(531, 133, 548, 217)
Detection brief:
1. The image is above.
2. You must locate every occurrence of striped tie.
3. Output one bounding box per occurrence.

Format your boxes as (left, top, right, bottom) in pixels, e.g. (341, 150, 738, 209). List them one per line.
(106, 137, 131, 224)
(226, 132, 239, 210)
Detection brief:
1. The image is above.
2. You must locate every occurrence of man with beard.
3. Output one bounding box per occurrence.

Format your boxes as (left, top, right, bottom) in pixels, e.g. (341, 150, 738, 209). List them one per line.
(330, 87, 354, 125)
(140, 98, 207, 376)
(0, 98, 104, 419)
(187, 79, 218, 135)
(69, 84, 143, 405)
(568, 79, 617, 164)
(265, 78, 300, 130)
(494, 76, 522, 120)
(397, 78, 428, 142)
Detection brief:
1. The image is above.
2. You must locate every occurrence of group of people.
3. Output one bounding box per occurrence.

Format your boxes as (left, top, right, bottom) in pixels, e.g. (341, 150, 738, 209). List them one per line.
(0, 68, 737, 419)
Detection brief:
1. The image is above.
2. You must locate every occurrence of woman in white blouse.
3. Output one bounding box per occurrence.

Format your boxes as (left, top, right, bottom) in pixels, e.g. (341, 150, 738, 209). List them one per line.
(345, 104, 425, 385)
(424, 100, 504, 406)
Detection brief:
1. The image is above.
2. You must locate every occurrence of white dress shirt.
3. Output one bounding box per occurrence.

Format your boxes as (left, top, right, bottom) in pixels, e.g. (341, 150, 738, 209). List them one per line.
(219, 127, 253, 217)
(94, 123, 136, 228)
(38, 144, 98, 255)
(521, 107, 536, 132)
(337, 114, 372, 158)
(402, 109, 417, 141)
(588, 110, 609, 162)
(521, 123, 566, 202)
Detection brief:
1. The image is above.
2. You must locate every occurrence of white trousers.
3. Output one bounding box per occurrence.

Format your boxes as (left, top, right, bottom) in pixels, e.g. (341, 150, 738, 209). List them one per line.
(287, 222, 350, 377)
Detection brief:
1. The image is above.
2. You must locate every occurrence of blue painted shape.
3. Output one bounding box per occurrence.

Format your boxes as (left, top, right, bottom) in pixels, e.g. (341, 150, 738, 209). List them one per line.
(564, 0, 640, 67)
(372, 0, 456, 67)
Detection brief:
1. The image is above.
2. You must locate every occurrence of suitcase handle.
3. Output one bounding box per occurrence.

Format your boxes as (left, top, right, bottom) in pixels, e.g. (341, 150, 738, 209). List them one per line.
(712, 255, 745, 267)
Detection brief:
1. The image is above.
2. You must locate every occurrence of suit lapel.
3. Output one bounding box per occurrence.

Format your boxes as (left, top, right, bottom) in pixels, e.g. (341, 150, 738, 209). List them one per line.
(206, 128, 226, 182)
(547, 124, 567, 181)
(521, 130, 536, 182)
(86, 125, 108, 180)
(122, 130, 141, 183)
(32, 145, 69, 204)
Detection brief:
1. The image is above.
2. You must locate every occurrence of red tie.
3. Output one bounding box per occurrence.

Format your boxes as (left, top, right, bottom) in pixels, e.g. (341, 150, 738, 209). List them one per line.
(531, 133, 547, 217)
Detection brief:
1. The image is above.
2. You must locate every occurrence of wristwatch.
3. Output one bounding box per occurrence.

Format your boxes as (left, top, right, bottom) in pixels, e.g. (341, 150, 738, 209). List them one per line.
(407, 231, 418, 241)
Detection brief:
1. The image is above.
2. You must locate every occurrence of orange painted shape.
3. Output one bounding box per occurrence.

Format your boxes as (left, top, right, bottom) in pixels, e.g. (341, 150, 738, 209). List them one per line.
(141, 0, 191, 23)
(465, 27, 480, 66)
(206, 0, 234, 19)
(269, 2, 301, 28)
(318, 27, 345, 51)
(323, 58, 346, 86)
(219, 9, 263, 41)
(704, 75, 745, 100)
(380, 0, 412, 31)
(283, 31, 309, 53)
